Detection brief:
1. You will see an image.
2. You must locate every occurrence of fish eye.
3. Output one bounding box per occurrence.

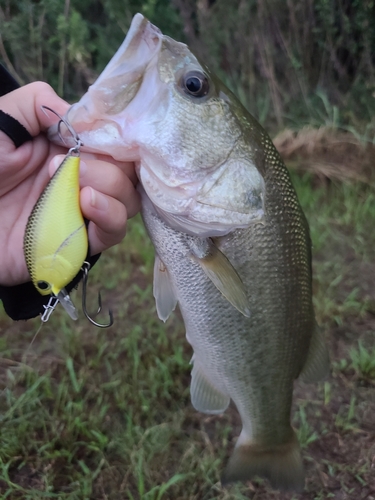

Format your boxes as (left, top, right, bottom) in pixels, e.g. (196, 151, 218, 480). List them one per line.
(182, 71, 210, 98)
(37, 280, 51, 291)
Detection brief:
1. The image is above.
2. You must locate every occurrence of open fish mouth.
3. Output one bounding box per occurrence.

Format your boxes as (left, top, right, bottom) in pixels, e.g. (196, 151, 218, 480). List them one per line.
(48, 13, 266, 233)
(48, 13, 162, 156)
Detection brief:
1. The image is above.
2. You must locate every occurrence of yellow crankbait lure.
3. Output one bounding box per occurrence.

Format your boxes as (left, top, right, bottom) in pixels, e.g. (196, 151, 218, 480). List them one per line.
(23, 106, 113, 327)
(24, 146, 88, 319)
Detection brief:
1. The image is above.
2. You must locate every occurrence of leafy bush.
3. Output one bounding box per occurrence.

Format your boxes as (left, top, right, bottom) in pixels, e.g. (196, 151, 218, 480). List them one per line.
(1, 0, 374, 129)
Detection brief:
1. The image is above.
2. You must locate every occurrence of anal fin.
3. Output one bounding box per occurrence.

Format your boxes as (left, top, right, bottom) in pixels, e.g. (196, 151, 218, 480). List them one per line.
(191, 362, 230, 414)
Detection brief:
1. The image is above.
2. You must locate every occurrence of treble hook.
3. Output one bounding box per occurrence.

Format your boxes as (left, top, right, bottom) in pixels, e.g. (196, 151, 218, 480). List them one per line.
(81, 262, 114, 328)
(41, 105, 83, 154)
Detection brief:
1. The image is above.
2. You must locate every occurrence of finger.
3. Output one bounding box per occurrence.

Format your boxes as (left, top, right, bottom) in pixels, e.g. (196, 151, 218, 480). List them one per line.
(81, 153, 138, 185)
(0, 137, 66, 198)
(0, 82, 69, 136)
(80, 186, 128, 254)
(49, 155, 141, 219)
(79, 159, 141, 218)
(49, 154, 141, 225)
(51, 154, 137, 186)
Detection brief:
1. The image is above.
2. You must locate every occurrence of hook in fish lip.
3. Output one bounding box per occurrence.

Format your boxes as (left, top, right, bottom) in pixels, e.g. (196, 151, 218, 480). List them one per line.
(81, 261, 114, 328)
(41, 105, 83, 150)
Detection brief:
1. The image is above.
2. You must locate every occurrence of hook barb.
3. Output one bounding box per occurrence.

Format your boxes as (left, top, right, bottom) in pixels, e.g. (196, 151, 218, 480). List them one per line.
(81, 262, 113, 328)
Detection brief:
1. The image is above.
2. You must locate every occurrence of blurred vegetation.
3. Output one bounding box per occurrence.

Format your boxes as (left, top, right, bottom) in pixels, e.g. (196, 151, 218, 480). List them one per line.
(1, 0, 375, 132)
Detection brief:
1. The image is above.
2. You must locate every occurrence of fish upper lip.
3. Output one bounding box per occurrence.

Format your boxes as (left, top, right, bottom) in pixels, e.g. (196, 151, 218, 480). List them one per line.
(93, 13, 162, 90)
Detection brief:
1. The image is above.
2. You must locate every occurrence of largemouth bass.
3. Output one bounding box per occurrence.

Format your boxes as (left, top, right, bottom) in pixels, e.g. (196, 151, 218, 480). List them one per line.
(49, 13, 329, 491)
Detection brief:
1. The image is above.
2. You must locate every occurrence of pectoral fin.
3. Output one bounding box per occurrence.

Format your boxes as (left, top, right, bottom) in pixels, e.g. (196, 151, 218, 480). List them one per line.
(191, 362, 230, 414)
(189, 239, 250, 317)
(153, 254, 177, 322)
(299, 324, 330, 383)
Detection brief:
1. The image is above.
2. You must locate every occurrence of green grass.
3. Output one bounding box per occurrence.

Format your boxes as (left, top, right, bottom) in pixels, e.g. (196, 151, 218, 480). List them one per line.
(292, 174, 375, 325)
(349, 341, 375, 380)
(1, 163, 375, 498)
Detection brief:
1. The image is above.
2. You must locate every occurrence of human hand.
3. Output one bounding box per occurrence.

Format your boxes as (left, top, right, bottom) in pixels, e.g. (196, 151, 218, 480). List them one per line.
(0, 82, 140, 287)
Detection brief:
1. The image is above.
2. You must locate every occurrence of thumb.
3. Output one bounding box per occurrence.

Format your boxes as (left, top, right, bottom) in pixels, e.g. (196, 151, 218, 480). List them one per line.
(0, 82, 69, 137)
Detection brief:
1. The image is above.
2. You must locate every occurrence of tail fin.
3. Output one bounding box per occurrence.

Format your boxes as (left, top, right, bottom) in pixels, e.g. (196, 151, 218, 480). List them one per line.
(222, 430, 304, 492)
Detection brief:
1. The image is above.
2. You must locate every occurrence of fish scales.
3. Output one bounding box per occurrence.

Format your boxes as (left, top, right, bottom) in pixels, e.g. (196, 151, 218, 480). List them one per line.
(48, 13, 329, 491)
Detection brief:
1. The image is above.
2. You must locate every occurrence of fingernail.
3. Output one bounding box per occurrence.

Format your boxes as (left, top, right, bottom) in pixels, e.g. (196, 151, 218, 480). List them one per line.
(90, 188, 109, 211)
(52, 155, 65, 172)
(79, 160, 87, 177)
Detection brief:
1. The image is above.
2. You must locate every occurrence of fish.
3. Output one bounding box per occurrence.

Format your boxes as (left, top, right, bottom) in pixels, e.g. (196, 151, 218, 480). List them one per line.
(48, 13, 330, 491)
(24, 150, 88, 319)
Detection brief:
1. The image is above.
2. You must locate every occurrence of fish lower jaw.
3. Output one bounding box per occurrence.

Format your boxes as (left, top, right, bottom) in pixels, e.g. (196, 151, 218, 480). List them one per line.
(139, 166, 199, 210)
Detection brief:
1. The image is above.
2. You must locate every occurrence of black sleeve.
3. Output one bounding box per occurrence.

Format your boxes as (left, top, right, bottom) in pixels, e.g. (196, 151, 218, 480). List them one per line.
(0, 64, 101, 320)
(0, 65, 20, 97)
(0, 254, 101, 320)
